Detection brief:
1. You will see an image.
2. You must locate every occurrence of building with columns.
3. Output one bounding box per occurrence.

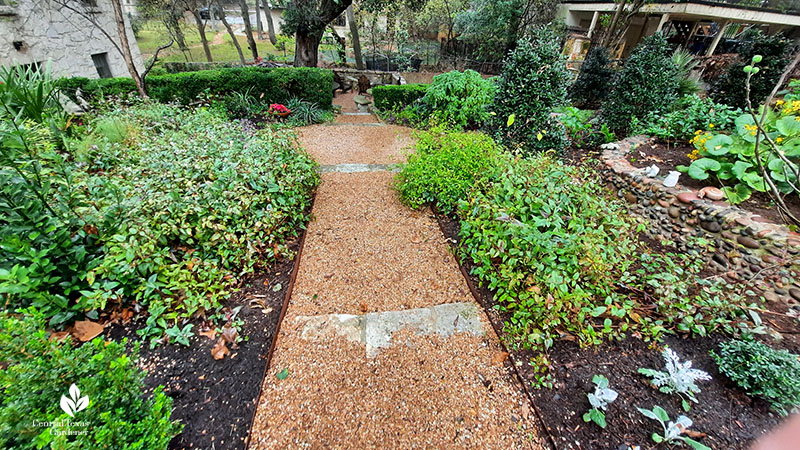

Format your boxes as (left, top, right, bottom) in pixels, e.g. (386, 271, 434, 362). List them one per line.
(559, 0, 800, 59)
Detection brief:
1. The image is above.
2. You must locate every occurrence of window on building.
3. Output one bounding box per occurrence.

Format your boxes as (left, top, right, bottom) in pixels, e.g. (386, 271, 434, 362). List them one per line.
(81, 0, 98, 7)
(333, 14, 346, 27)
(91, 53, 112, 78)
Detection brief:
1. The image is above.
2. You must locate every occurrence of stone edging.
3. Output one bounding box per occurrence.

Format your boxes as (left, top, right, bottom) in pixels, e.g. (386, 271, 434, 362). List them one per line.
(601, 135, 800, 304)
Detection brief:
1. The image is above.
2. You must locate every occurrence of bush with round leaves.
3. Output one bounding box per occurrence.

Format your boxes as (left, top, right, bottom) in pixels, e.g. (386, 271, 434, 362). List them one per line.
(601, 33, 680, 136)
(570, 46, 614, 108)
(492, 28, 571, 155)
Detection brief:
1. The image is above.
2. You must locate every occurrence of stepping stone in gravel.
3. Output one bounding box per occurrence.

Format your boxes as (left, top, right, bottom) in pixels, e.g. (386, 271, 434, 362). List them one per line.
(294, 302, 485, 358)
(317, 163, 398, 173)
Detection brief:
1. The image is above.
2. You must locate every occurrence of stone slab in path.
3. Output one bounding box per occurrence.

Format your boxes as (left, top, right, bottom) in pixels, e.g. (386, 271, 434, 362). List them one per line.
(295, 302, 485, 357)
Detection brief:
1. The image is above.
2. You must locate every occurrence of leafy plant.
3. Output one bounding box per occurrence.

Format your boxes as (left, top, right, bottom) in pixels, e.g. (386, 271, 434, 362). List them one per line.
(459, 155, 639, 349)
(638, 347, 711, 411)
(711, 29, 790, 108)
(2, 103, 319, 334)
(558, 106, 597, 148)
(165, 323, 194, 346)
(0, 309, 181, 449)
(395, 127, 503, 214)
(570, 46, 614, 108)
(638, 406, 710, 450)
(601, 33, 680, 136)
(632, 94, 740, 141)
(583, 374, 617, 428)
(680, 64, 800, 205)
(672, 49, 702, 97)
(286, 97, 330, 126)
(412, 70, 495, 130)
(492, 28, 570, 155)
(712, 339, 800, 416)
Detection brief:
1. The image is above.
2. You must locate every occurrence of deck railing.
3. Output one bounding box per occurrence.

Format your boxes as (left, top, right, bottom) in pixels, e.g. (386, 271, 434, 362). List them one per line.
(565, 0, 800, 16)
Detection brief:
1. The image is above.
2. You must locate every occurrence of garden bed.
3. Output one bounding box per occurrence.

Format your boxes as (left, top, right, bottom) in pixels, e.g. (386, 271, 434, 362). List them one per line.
(107, 236, 302, 450)
(436, 212, 798, 450)
(627, 139, 800, 225)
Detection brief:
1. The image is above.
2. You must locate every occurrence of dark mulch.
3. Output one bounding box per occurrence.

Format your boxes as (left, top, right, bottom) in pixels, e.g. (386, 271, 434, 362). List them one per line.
(628, 140, 800, 225)
(107, 238, 299, 450)
(435, 212, 795, 450)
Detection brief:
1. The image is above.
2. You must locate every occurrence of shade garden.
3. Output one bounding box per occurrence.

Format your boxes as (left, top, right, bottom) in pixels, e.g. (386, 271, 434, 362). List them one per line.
(3, 27, 800, 450)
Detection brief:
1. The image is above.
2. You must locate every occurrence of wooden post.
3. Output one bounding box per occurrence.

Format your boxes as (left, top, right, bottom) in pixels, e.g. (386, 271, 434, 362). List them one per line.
(656, 13, 670, 32)
(706, 20, 730, 56)
(587, 11, 600, 39)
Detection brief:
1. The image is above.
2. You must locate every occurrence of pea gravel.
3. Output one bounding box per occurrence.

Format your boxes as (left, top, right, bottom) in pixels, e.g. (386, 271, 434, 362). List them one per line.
(248, 115, 545, 449)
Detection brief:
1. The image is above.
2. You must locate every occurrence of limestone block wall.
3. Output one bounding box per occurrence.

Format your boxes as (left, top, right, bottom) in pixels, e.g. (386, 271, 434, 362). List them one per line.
(602, 136, 800, 309)
(0, 0, 144, 79)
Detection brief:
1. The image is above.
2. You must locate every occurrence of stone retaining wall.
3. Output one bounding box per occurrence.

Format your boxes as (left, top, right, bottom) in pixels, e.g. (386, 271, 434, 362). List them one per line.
(602, 136, 800, 307)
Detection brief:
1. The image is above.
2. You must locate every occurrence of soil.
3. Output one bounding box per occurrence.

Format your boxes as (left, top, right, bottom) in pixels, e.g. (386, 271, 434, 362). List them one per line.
(107, 238, 300, 450)
(627, 140, 800, 225)
(435, 212, 799, 450)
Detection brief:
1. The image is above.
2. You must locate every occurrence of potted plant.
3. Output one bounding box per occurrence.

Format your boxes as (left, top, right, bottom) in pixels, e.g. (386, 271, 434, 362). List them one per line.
(269, 103, 291, 118)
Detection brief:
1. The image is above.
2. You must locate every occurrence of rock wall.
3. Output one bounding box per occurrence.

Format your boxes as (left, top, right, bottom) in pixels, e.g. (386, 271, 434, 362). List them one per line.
(602, 136, 800, 309)
(0, 0, 144, 79)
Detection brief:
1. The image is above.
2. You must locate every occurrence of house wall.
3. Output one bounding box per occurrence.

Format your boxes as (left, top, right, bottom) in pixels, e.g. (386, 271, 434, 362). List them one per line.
(0, 0, 144, 79)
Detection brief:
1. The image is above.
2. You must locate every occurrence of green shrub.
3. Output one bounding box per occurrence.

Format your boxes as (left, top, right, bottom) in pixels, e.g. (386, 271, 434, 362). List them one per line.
(0, 119, 101, 326)
(412, 70, 495, 129)
(672, 49, 702, 97)
(2, 104, 319, 334)
(0, 310, 181, 449)
(492, 28, 570, 155)
(712, 339, 800, 415)
(711, 30, 790, 108)
(601, 33, 680, 136)
(372, 84, 428, 111)
(570, 46, 614, 108)
(458, 156, 639, 348)
(457, 156, 748, 350)
(58, 67, 334, 109)
(395, 128, 503, 214)
(631, 94, 740, 140)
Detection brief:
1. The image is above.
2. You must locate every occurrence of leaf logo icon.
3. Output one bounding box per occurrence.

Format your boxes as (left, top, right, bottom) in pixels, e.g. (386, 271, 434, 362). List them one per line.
(60, 384, 89, 417)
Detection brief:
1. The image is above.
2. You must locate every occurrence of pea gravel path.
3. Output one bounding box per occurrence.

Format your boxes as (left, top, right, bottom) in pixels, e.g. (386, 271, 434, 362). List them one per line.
(248, 111, 545, 449)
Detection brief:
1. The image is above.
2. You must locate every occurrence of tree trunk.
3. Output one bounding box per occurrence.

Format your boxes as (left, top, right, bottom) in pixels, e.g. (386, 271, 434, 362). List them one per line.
(110, 0, 146, 97)
(265, 3, 277, 45)
(294, 29, 323, 67)
(255, 0, 264, 40)
(190, 10, 213, 62)
(218, 0, 245, 64)
(346, 5, 363, 69)
(238, 0, 258, 59)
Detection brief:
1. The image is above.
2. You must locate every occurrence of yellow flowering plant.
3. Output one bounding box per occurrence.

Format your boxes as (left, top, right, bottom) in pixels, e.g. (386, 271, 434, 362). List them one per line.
(680, 88, 800, 203)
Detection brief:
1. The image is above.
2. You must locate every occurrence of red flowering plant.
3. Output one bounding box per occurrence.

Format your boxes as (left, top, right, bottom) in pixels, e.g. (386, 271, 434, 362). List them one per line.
(268, 103, 291, 116)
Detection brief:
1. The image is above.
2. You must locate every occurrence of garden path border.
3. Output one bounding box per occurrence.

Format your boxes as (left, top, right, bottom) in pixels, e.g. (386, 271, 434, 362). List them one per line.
(242, 191, 316, 450)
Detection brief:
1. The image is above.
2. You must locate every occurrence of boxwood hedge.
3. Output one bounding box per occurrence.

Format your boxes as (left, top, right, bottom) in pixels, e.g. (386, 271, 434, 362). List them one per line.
(373, 84, 428, 111)
(58, 67, 333, 108)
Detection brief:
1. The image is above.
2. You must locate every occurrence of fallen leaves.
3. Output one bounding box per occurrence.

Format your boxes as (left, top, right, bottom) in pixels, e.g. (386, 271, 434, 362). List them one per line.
(72, 320, 104, 342)
(198, 328, 217, 340)
(211, 339, 230, 360)
(210, 326, 240, 360)
(491, 351, 509, 366)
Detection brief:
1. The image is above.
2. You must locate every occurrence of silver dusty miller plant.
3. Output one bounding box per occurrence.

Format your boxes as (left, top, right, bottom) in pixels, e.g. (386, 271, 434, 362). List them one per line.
(638, 347, 711, 411)
(583, 374, 618, 428)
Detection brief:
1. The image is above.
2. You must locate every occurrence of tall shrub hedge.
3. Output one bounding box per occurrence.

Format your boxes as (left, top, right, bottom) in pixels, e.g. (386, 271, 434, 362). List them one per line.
(492, 28, 571, 155)
(570, 46, 614, 108)
(601, 33, 680, 135)
(373, 84, 428, 111)
(58, 67, 334, 108)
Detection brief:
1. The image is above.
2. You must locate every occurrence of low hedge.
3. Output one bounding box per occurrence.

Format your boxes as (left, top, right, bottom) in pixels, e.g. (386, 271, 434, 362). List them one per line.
(373, 84, 428, 111)
(58, 67, 334, 108)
